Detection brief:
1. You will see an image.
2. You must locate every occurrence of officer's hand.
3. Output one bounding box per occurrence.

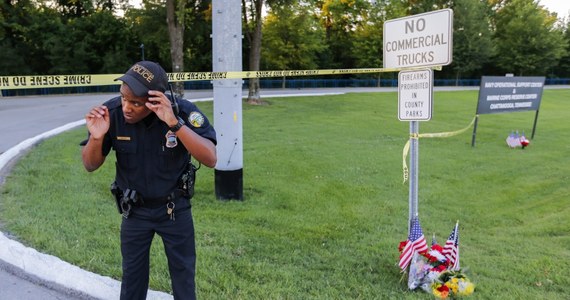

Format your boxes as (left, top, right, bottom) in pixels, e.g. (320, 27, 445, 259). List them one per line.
(146, 90, 178, 127)
(85, 105, 110, 140)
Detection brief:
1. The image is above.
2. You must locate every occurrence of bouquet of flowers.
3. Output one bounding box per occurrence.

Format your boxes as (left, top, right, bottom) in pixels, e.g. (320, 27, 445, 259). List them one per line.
(404, 243, 475, 299)
(431, 270, 475, 299)
(398, 220, 475, 298)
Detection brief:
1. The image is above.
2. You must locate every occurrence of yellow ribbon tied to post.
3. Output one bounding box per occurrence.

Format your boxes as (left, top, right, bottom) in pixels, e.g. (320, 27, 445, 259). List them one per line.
(402, 116, 477, 183)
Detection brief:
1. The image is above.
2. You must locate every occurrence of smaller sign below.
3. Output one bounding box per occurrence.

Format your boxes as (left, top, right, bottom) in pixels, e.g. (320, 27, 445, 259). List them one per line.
(398, 69, 433, 121)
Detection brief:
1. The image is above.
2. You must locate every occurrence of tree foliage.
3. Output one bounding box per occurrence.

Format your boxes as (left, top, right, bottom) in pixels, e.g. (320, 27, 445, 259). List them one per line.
(492, 0, 566, 75)
(47, 10, 134, 74)
(261, 4, 325, 71)
(449, 0, 494, 81)
(352, 0, 407, 70)
(552, 18, 570, 78)
(310, 0, 373, 69)
(0, 0, 569, 80)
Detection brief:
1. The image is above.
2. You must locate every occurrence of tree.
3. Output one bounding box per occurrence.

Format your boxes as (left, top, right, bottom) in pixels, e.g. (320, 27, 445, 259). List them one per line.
(0, 0, 36, 75)
(491, 0, 566, 75)
(311, 0, 372, 69)
(42, 10, 134, 74)
(358, 0, 409, 85)
(405, 0, 452, 15)
(352, 0, 407, 84)
(184, 1, 212, 72)
(166, 0, 186, 97)
(261, 3, 326, 87)
(449, 0, 494, 83)
(125, 0, 211, 78)
(242, 0, 298, 104)
(125, 1, 171, 63)
(242, 0, 265, 104)
(552, 19, 570, 78)
(54, 0, 94, 18)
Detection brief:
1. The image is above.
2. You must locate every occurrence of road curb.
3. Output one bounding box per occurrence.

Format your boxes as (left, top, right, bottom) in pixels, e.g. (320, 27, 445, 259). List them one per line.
(0, 120, 172, 300)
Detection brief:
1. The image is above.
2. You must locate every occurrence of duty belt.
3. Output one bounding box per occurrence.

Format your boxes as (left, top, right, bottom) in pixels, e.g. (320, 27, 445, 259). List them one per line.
(136, 189, 186, 209)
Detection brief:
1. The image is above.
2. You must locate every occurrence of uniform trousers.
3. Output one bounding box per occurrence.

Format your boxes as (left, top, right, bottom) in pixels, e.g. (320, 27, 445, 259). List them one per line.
(120, 197, 196, 300)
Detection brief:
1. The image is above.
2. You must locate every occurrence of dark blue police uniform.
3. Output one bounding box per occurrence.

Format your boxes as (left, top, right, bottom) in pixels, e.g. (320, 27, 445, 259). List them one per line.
(98, 96, 216, 300)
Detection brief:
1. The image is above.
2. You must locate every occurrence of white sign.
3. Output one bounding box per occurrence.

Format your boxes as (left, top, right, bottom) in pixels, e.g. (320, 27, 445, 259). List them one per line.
(384, 9, 453, 69)
(398, 69, 433, 121)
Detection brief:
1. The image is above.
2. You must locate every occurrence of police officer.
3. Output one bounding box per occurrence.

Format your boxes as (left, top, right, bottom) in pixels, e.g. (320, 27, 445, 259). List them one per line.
(81, 61, 217, 300)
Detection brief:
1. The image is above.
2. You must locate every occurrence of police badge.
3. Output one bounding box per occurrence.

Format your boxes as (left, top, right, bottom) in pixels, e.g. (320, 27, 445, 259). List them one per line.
(165, 130, 178, 148)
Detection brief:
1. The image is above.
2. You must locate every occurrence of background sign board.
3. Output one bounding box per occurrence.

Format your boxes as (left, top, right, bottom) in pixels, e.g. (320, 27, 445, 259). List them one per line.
(398, 69, 433, 121)
(476, 76, 545, 114)
(383, 9, 453, 69)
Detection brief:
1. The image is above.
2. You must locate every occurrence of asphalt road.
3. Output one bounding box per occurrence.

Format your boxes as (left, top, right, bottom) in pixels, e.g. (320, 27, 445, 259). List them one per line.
(0, 93, 116, 299)
(0, 92, 141, 300)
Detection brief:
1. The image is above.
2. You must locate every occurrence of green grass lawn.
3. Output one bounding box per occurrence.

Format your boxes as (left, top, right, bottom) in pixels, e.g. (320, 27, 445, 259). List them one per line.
(1, 89, 569, 299)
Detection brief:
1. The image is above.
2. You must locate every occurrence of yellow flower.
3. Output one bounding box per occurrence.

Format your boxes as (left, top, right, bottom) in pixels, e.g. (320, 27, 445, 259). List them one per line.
(444, 280, 458, 294)
(457, 280, 475, 296)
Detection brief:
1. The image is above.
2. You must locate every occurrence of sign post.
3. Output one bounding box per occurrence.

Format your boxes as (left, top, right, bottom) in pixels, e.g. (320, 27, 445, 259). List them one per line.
(384, 9, 453, 231)
(398, 69, 433, 226)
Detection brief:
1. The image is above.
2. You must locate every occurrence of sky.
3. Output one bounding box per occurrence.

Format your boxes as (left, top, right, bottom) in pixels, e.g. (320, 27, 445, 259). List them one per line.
(540, 0, 570, 20)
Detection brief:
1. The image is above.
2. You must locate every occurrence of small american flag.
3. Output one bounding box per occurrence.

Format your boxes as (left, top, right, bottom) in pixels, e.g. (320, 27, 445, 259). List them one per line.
(442, 221, 460, 270)
(399, 217, 429, 270)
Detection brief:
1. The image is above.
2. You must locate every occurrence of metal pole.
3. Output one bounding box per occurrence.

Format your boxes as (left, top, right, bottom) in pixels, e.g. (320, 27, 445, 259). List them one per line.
(531, 110, 539, 139)
(471, 115, 479, 147)
(212, 0, 244, 200)
(409, 121, 419, 232)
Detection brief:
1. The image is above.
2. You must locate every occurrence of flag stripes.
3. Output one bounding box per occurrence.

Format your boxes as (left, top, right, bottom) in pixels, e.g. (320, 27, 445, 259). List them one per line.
(399, 217, 428, 270)
(442, 221, 460, 270)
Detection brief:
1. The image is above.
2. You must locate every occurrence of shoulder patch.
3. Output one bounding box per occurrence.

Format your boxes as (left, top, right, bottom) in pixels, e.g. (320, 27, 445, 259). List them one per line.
(188, 111, 205, 128)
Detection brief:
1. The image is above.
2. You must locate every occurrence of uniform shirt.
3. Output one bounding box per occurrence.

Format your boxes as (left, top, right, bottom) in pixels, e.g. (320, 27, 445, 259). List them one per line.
(85, 96, 216, 199)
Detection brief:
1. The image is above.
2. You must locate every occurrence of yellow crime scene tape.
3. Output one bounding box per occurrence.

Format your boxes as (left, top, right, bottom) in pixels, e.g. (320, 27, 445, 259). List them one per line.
(0, 66, 442, 90)
(3, 64, 477, 185)
(402, 115, 477, 183)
